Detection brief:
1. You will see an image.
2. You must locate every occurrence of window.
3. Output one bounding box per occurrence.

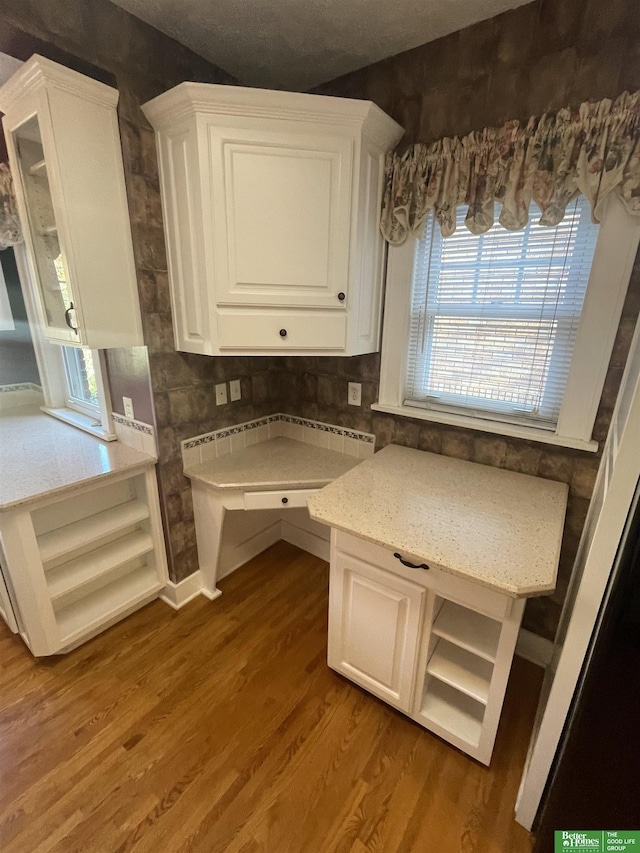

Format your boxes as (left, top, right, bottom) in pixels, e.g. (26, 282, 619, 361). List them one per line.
(376, 194, 640, 451)
(61, 346, 100, 418)
(406, 198, 598, 430)
(11, 244, 114, 439)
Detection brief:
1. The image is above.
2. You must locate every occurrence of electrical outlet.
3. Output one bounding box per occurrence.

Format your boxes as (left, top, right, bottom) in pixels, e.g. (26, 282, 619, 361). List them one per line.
(229, 379, 241, 402)
(215, 383, 228, 406)
(348, 382, 362, 406)
(123, 396, 134, 419)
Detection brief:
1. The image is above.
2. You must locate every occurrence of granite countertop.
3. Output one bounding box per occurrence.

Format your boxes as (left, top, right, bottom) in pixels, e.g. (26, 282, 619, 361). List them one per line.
(0, 406, 156, 511)
(185, 436, 361, 491)
(307, 444, 569, 598)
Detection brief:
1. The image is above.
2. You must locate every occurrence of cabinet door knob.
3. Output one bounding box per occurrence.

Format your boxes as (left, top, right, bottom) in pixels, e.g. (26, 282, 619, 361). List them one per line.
(393, 552, 430, 571)
(279, 329, 287, 338)
(281, 496, 288, 504)
(64, 302, 78, 334)
(338, 292, 346, 301)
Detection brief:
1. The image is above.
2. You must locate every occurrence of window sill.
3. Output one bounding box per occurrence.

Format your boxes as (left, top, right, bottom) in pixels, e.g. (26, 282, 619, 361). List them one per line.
(371, 402, 599, 453)
(41, 406, 116, 442)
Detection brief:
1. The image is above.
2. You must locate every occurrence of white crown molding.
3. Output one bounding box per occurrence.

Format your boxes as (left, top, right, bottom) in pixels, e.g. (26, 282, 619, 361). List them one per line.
(142, 82, 403, 150)
(0, 54, 118, 113)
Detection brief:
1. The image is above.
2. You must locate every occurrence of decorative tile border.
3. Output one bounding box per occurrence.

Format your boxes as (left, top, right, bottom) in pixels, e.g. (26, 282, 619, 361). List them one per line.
(182, 413, 374, 451)
(0, 382, 43, 393)
(112, 412, 157, 457)
(112, 412, 154, 435)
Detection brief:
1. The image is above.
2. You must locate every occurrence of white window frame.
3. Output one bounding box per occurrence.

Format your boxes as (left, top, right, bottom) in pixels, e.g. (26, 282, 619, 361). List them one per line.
(12, 244, 115, 440)
(375, 194, 640, 453)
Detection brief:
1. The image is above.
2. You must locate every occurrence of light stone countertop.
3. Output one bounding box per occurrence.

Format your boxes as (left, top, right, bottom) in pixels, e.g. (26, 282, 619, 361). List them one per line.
(185, 436, 361, 491)
(0, 406, 156, 511)
(307, 444, 569, 598)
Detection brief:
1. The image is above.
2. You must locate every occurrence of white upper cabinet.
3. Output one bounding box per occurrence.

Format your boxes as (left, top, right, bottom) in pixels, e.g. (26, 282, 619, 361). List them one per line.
(0, 56, 143, 349)
(142, 84, 403, 356)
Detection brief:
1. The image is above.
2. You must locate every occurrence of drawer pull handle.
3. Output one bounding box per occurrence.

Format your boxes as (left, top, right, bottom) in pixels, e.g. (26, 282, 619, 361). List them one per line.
(279, 328, 287, 338)
(281, 497, 288, 504)
(393, 552, 430, 571)
(338, 292, 346, 301)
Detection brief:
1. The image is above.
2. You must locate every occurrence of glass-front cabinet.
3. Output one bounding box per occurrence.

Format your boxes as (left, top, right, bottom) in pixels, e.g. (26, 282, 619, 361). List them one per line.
(0, 55, 143, 349)
(11, 114, 79, 343)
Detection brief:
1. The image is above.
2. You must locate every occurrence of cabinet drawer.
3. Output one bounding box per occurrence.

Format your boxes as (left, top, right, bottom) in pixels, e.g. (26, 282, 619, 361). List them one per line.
(244, 489, 319, 510)
(217, 312, 346, 351)
(334, 530, 512, 620)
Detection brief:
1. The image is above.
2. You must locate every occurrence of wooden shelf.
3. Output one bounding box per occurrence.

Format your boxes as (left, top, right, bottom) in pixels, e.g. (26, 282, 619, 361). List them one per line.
(29, 158, 47, 174)
(420, 679, 485, 747)
(38, 499, 150, 566)
(47, 530, 154, 605)
(432, 600, 501, 663)
(56, 563, 160, 643)
(427, 639, 493, 705)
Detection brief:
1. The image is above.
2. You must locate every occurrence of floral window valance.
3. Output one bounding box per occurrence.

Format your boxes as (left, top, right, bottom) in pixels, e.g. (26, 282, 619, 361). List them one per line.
(0, 162, 23, 250)
(381, 91, 640, 244)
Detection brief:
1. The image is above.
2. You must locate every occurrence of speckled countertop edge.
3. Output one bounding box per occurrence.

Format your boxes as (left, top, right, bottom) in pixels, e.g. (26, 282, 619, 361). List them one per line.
(0, 406, 157, 511)
(307, 444, 569, 599)
(184, 437, 361, 492)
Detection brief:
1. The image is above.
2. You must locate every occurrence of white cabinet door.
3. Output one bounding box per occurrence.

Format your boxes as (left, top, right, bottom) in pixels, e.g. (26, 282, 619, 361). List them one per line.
(329, 548, 425, 712)
(207, 126, 353, 310)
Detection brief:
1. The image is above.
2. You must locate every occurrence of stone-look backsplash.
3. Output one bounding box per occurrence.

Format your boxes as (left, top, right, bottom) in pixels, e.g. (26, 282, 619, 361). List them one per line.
(305, 0, 640, 639)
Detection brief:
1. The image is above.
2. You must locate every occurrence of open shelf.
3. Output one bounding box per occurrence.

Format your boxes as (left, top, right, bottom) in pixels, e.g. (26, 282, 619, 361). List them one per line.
(38, 498, 150, 566)
(55, 563, 160, 643)
(420, 678, 485, 747)
(427, 638, 493, 704)
(432, 600, 501, 663)
(47, 531, 154, 608)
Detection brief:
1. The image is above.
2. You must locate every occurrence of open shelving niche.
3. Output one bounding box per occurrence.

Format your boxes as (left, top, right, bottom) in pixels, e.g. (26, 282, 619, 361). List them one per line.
(30, 473, 162, 647)
(416, 596, 502, 749)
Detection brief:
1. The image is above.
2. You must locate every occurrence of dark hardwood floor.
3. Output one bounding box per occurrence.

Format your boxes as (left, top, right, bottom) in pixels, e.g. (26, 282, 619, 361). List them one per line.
(0, 541, 540, 852)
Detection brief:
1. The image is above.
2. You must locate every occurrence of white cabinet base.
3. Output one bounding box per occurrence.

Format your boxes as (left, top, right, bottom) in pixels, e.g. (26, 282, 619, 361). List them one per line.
(328, 530, 526, 765)
(0, 466, 168, 656)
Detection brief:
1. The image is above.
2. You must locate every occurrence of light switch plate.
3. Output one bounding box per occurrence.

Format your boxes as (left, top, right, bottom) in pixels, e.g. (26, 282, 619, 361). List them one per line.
(229, 379, 241, 402)
(348, 382, 362, 406)
(123, 396, 134, 419)
(215, 383, 228, 406)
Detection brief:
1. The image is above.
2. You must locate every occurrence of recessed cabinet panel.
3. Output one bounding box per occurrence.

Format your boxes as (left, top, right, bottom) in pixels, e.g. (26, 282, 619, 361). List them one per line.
(216, 137, 351, 308)
(329, 550, 425, 711)
(161, 127, 210, 352)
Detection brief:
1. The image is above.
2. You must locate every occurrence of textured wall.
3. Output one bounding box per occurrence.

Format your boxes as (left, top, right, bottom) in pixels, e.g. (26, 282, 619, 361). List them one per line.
(302, 0, 640, 639)
(0, 0, 285, 581)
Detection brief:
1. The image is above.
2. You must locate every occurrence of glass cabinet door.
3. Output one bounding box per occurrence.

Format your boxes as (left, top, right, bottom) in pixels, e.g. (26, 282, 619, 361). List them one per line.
(11, 115, 80, 342)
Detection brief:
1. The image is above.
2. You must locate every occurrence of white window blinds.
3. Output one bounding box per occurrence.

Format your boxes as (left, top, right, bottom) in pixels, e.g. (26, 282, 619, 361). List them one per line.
(405, 197, 600, 429)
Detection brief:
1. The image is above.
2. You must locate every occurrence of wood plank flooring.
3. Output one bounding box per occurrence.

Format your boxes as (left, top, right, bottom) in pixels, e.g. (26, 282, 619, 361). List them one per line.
(0, 541, 540, 852)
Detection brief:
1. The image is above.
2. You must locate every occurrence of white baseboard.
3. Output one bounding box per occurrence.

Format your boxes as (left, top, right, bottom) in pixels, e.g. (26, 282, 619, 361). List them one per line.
(281, 519, 330, 561)
(160, 571, 205, 610)
(515, 628, 554, 668)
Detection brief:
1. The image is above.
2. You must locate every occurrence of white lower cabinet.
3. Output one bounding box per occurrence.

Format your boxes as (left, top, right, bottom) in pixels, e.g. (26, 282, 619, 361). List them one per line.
(329, 549, 425, 712)
(328, 531, 525, 765)
(0, 466, 168, 656)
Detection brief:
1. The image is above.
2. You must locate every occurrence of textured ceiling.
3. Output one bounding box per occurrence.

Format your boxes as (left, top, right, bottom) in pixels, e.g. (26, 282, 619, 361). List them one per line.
(107, 0, 533, 90)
